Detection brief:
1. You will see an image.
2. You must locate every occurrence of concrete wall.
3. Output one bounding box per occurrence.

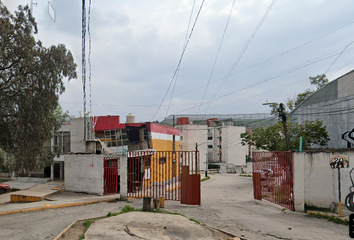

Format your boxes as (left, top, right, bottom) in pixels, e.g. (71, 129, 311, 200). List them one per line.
(293, 150, 354, 212)
(70, 117, 93, 153)
(178, 125, 208, 171)
(292, 70, 354, 149)
(64, 154, 104, 195)
(222, 126, 247, 165)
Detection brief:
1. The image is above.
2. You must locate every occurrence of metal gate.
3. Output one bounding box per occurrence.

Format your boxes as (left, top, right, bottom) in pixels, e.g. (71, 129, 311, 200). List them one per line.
(252, 151, 294, 211)
(104, 157, 120, 195)
(127, 150, 199, 202)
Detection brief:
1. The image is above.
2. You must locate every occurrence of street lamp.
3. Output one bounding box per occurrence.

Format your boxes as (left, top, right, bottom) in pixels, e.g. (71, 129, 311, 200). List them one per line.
(262, 102, 291, 151)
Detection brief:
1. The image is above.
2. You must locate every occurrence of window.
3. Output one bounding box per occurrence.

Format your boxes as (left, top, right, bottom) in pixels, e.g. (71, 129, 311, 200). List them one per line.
(208, 145, 213, 149)
(207, 136, 213, 140)
(180, 136, 183, 140)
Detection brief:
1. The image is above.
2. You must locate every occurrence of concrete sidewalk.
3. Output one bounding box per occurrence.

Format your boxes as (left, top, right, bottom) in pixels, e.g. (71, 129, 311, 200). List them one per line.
(0, 180, 120, 215)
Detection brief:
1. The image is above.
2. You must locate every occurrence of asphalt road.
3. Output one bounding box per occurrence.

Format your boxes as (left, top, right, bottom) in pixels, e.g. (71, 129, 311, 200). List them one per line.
(0, 174, 350, 240)
(166, 174, 349, 240)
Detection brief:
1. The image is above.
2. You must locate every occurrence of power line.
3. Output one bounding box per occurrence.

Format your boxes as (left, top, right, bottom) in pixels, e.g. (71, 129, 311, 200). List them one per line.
(197, 0, 235, 114)
(150, 0, 205, 121)
(325, 40, 354, 75)
(206, 0, 277, 112)
(166, 0, 196, 117)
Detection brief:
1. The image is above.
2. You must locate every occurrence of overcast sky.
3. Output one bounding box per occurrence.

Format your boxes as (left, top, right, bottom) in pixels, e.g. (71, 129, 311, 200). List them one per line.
(3, 0, 354, 122)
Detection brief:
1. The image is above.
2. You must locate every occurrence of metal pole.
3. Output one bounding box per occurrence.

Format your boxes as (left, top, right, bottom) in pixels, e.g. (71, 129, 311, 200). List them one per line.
(338, 168, 342, 217)
(205, 153, 208, 177)
(279, 103, 290, 151)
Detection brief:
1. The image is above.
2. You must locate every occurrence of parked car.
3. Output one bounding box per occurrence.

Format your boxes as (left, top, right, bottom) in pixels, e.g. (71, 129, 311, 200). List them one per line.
(0, 183, 10, 194)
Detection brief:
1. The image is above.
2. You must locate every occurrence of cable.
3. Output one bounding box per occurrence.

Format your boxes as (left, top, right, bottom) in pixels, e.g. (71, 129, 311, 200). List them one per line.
(166, 0, 196, 119)
(197, 0, 235, 114)
(325, 40, 354, 75)
(206, 0, 277, 112)
(150, 0, 205, 121)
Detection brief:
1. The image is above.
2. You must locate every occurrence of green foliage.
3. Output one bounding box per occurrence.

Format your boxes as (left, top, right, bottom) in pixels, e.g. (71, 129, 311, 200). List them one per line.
(307, 212, 349, 226)
(309, 74, 329, 90)
(294, 74, 329, 107)
(200, 176, 210, 182)
(121, 205, 135, 213)
(9, 188, 21, 192)
(241, 119, 329, 151)
(0, 2, 77, 173)
(189, 218, 200, 224)
(83, 219, 95, 229)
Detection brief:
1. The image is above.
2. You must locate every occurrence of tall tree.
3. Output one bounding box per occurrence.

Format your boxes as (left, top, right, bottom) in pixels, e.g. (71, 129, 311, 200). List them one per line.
(0, 2, 77, 174)
(240, 120, 329, 151)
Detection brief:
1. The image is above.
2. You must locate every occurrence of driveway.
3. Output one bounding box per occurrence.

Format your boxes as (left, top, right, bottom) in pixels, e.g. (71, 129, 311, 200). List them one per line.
(165, 174, 349, 240)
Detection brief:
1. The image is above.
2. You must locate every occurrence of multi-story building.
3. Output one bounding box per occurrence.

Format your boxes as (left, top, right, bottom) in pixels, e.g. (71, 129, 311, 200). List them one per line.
(177, 117, 248, 173)
(176, 117, 208, 172)
(206, 119, 247, 166)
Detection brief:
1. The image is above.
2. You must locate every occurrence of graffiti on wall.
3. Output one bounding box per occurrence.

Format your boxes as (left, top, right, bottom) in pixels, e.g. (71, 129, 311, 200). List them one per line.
(342, 128, 354, 148)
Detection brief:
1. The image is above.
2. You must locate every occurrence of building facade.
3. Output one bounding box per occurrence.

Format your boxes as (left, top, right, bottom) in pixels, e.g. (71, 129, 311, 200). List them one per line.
(292, 70, 354, 149)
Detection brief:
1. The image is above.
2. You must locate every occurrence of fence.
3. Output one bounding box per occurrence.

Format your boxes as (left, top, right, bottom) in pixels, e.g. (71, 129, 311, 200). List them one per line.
(252, 151, 294, 211)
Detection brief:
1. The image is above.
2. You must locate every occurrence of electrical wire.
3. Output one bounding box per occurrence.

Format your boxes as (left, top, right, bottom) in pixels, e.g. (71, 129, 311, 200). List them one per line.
(205, 0, 277, 112)
(197, 0, 235, 114)
(150, 0, 205, 122)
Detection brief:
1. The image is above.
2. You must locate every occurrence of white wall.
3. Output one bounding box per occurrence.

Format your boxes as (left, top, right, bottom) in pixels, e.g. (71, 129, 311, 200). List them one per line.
(70, 117, 93, 153)
(222, 126, 247, 165)
(294, 151, 354, 212)
(64, 154, 104, 195)
(178, 125, 208, 172)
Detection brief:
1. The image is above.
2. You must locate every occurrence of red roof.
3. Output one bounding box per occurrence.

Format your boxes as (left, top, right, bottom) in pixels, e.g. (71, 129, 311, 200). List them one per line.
(93, 116, 121, 131)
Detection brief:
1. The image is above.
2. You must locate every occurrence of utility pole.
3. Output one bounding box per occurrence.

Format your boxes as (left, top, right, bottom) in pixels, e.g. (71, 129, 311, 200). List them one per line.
(278, 103, 290, 151)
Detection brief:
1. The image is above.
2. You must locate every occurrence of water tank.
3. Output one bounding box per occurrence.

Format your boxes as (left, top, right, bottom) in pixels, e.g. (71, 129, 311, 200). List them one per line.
(126, 113, 135, 123)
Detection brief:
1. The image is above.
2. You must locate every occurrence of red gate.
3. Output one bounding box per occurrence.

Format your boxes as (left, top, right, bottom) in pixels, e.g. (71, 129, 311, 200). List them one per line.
(252, 152, 294, 211)
(104, 157, 120, 195)
(127, 150, 200, 203)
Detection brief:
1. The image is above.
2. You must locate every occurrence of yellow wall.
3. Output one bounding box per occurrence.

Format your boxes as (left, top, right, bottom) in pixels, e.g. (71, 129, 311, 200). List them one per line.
(150, 139, 180, 152)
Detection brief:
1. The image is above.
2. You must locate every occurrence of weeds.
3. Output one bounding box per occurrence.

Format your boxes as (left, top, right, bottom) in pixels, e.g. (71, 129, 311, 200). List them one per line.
(307, 212, 349, 226)
(201, 176, 210, 182)
(9, 188, 21, 192)
(189, 218, 200, 224)
(239, 174, 252, 177)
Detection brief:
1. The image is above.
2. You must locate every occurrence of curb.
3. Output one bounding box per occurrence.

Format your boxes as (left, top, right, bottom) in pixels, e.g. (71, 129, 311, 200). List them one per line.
(52, 220, 77, 240)
(0, 198, 119, 216)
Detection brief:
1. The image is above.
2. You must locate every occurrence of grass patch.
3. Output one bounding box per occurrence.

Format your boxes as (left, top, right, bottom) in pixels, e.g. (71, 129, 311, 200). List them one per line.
(307, 212, 349, 225)
(189, 218, 200, 224)
(201, 176, 210, 182)
(61, 233, 65, 238)
(9, 188, 21, 192)
(0, 179, 8, 183)
(305, 204, 333, 213)
(240, 174, 252, 177)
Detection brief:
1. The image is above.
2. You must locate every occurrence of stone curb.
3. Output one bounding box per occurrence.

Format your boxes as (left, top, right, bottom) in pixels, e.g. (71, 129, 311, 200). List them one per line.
(52, 219, 77, 240)
(0, 198, 119, 216)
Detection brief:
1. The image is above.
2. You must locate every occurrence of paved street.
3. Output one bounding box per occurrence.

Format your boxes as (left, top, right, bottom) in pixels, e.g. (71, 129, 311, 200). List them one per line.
(0, 174, 350, 240)
(166, 174, 349, 240)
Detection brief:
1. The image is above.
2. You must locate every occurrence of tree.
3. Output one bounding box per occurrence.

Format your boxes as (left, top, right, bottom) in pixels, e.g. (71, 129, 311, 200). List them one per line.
(292, 74, 329, 108)
(0, 2, 77, 174)
(240, 120, 330, 151)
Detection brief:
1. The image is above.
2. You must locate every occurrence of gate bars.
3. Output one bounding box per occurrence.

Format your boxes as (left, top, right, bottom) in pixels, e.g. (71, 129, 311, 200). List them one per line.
(252, 152, 294, 211)
(103, 157, 120, 195)
(127, 151, 199, 201)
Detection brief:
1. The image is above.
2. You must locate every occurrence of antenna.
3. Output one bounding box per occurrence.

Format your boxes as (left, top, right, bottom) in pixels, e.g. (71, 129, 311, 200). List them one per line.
(30, 0, 37, 14)
(48, 1, 56, 22)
